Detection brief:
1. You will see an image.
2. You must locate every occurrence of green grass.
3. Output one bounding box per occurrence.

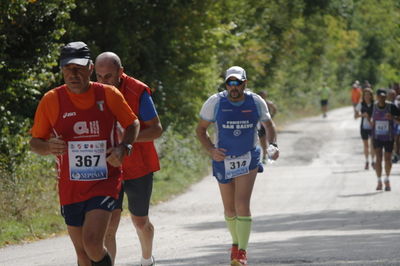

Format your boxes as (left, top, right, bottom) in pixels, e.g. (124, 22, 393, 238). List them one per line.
(0, 153, 66, 246)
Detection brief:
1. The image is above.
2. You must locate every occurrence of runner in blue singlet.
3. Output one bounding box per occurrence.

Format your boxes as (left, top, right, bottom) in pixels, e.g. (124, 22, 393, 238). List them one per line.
(196, 66, 279, 266)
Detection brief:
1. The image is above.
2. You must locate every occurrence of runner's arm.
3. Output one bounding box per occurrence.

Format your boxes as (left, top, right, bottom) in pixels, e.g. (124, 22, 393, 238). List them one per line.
(135, 92, 163, 142)
(30, 136, 67, 156)
(196, 119, 226, 161)
(261, 119, 279, 160)
(136, 116, 163, 142)
(107, 120, 140, 167)
(266, 101, 277, 118)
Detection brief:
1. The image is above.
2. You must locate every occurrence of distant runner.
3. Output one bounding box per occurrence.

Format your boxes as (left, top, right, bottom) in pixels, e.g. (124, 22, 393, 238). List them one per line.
(355, 88, 375, 170)
(393, 95, 400, 163)
(371, 88, 400, 191)
(319, 83, 330, 118)
(196, 66, 279, 266)
(351, 81, 362, 117)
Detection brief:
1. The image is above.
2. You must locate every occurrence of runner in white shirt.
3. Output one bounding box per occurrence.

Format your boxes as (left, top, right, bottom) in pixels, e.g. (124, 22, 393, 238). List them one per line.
(196, 66, 279, 266)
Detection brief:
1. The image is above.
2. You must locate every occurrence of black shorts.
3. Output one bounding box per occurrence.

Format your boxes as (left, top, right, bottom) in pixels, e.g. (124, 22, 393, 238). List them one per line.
(320, 99, 328, 106)
(61, 196, 117, 226)
(373, 139, 394, 153)
(360, 128, 372, 140)
(258, 125, 266, 137)
(115, 173, 153, 216)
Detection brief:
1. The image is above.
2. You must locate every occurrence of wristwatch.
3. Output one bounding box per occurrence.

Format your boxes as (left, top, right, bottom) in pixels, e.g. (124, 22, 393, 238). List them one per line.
(121, 143, 133, 156)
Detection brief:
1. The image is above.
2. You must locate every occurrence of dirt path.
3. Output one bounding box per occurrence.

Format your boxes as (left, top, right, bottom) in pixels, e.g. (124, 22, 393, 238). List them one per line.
(1, 106, 400, 266)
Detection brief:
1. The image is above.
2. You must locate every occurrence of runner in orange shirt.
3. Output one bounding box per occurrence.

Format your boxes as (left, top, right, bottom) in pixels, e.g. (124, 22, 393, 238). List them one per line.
(351, 81, 362, 117)
(30, 42, 140, 266)
(95, 52, 162, 266)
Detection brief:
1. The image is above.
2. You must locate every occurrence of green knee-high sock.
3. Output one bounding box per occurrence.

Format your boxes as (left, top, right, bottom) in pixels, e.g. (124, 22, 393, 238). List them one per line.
(236, 216, 252, 250)
(225, 215, 238, 245)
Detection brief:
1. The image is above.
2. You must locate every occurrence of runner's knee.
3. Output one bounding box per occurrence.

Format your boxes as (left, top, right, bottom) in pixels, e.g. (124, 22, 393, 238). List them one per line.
(132, 215, 152, 231)
(83, 233, 104, 258)
(106, 210, 121, 236)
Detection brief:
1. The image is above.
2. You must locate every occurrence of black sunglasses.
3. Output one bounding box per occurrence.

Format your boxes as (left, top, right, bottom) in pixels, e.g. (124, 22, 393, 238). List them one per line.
(226, 80, 244, 86)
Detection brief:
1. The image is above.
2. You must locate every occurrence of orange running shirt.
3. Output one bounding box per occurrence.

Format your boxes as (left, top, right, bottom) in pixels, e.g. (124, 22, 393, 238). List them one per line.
(351, 88, 362, 104)
(31, 82, 137, 139)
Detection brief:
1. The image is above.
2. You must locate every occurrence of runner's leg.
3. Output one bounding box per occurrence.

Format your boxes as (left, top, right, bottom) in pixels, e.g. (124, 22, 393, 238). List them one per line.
(363, 139, 369, 169)
(384, 151, 392, 177)
(67, 226, 91, 266)
(131, 215, 154, 260)
(375, 148, 383, 178)
(234, 168, 257, 216)
(124, 174, 155, 264)
(218, 181, 236, 217)
(104, 209, 121, 263)
(82, 209, 112, 262)
(370, 137, 375, 166)
(218, 180, 237, 245)
(105, 188, 123, 264)
(234, 168, 257, 251)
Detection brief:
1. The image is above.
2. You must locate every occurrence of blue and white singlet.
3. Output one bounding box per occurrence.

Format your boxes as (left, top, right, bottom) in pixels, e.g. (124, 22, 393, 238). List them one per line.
(199, 90, 271, 183)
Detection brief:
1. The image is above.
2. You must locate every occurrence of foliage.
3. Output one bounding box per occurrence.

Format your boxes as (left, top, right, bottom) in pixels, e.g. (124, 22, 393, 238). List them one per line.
(0, 0, 75, 167)
(0, 152, 63, 246)
(152, 125, 210, 203)
(351, 0, 400, 87)
(63, 0, 225, 134)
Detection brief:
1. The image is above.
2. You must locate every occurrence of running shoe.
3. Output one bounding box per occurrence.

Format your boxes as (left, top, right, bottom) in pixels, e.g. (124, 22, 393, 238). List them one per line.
(376, 181, 383, 191)
(364, 162, 369, 170)
(371, 162, 376, 169)
(231, 249, 248, 266)
(384, 181, 391, 191)
(230, 244, 239, 261)
(392, 154, 399, 163)
(141, 256, 155, 266)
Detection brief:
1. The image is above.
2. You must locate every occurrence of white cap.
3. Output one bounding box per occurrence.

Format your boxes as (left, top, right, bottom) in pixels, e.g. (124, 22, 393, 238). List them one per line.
(225, 66, 247, 81)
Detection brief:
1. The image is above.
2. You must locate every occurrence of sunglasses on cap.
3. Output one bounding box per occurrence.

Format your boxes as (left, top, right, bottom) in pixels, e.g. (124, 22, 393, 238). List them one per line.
(226, 80, 244, 86)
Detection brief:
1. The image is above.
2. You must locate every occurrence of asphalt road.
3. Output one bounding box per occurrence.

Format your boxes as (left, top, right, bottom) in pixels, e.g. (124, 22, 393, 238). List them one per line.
(1, 106, 400, 266)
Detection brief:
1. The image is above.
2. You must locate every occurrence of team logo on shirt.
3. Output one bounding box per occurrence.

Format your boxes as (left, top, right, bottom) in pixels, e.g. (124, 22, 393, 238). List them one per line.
(73, 121, 100, 136)
(233, 129, 241, 136)
(241, 110, 252, 113)
(96, 101, 105, 111)
(63, 112, 77, 119)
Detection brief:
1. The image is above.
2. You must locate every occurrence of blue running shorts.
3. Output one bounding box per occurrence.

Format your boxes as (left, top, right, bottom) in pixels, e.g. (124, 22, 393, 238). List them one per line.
(61, 196, 117, 226)
(212, 147, 263, 184)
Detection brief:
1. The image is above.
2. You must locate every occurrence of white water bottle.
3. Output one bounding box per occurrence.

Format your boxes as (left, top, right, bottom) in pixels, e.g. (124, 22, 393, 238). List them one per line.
(267, 144, 278, 164)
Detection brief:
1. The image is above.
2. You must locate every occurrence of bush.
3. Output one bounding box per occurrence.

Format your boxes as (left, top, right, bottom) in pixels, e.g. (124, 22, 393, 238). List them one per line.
(152, 125, 210, 203)
(0, 151, 63, 246)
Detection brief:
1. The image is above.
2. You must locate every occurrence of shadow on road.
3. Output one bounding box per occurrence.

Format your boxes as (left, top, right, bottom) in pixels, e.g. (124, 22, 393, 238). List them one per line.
(332, 169, 365, 174)
(179, 210, 400, 265)
(338, 192, 382, 198)
(185, 210, 400, 233)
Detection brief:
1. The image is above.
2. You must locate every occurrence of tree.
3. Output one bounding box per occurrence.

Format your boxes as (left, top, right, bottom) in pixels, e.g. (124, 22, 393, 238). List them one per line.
(0, 0, 75, 170)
